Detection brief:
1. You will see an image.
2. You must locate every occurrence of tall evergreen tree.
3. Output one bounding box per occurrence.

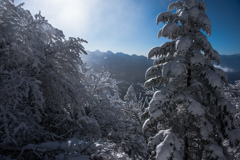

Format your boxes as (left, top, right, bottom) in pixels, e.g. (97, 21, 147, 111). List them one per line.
(124, 85, 138, 103)
(143, 0, 240, 159)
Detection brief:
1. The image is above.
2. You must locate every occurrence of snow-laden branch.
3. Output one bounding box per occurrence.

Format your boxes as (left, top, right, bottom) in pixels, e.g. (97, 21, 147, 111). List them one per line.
(148, 41, 175, 60)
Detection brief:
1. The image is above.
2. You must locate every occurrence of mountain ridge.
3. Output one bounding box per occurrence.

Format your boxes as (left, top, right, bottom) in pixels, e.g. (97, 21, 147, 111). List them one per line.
(82, 50, 240, 84)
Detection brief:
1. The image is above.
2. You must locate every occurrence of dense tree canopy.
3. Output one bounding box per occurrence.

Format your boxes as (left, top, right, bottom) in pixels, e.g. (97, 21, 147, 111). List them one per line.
(0, 2, 148, 159)
(0, 0, 113, 159)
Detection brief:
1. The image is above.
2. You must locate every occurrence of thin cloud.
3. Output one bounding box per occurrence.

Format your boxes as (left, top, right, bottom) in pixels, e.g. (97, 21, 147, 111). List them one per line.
(214, 65, 234, 72)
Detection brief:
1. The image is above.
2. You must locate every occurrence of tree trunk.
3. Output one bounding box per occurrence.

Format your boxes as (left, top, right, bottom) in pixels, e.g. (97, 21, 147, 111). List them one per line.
(184, 128, 189, 160)
(187, 68, 191, 87)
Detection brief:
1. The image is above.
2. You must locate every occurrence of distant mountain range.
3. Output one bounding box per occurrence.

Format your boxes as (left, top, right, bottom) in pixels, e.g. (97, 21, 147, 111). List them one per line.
(82, 50, 152, 84)
(82, 50, 240, 84)
(82, 50, 153, 97)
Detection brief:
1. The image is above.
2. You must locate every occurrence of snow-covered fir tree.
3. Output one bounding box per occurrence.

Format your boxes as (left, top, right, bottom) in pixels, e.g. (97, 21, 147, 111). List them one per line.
(120, 85, 149, 159)
(124, 85, 138, 103)
(84, 66, 124, 138)
(143, 0, 240, 159)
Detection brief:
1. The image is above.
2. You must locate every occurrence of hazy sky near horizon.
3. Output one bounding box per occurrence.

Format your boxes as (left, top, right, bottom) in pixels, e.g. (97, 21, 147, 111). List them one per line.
(15, 0, 240, 56)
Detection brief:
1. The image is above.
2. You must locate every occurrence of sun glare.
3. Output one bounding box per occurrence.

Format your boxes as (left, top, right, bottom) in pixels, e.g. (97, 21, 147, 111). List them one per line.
(15, 0, 145, 53)
(42, 0, 94, 36)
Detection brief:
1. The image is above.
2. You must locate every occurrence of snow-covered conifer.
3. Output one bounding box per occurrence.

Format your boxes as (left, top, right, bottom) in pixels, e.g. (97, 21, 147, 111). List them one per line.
(119, 85, 149, 159)
(143, 0, 240, 159)
(124, 85, 138, 102)
(84, 66, 123, 137)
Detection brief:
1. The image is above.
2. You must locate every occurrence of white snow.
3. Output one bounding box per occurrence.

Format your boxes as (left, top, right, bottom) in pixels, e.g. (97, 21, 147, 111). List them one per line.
(199, 13, 211, 26)
(145, 65, 161, 80)
(196, 1, 207, 13)
(149, 129, 169, 147)
(190, 50, 205, 66)
(162, 62, 171, 77)
(124, 85, 137, 102)
(149, 84, 176, 114)
(178, 10, 188, 21)
(188, 6, 200, 19)
(151, 109, 163, 120)
(195, 32, 210, 49)
(198, 13, 211, 35)
(148, 41, 176, 60)
(191, 81, 203, 89)
(219, 99, 235, 115)
(158, 22, 180, 39)
(157, 11, 173, 24)
(160, 41, 175, 50)
(144, 76, 163, 88)
(168, 1, 183, 11)
(174, 94, 185, 103)
(198, 117, 213, 140)
(227, 128, 240, 147)
(175, 36, 192, 54)
(151, 129, 182, 160)
(153, 90, 167, 101)
(210, 49, 220, 64)
(187, 97, 205, 116)
(170, 59, 186, 77)
(148, 47, 161, 60)
(202, 69, 222, 88)
(149, 99, 161, 113)
(197, 31, 208, 42)
(183, 0, 196, 9)
(207, 139, 228, 160)
(157, 55, 186, 78)
(154, 57, 164, 65)
(142, 118, 151, 132)
(215, 68, 228, 82)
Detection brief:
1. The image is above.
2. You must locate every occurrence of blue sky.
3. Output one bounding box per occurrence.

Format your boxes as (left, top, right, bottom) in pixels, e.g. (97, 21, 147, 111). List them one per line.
(15, 0, 240, 56)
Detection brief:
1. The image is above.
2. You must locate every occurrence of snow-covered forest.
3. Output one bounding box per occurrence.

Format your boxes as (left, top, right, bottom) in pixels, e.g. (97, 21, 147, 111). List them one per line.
(0, 0, 239, 159)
